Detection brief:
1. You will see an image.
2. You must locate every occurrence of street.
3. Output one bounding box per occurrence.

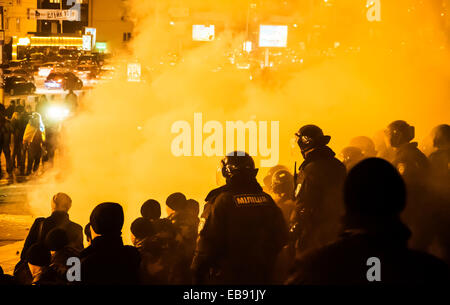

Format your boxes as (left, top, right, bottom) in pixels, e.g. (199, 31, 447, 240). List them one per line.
(0, 182, 36, 274)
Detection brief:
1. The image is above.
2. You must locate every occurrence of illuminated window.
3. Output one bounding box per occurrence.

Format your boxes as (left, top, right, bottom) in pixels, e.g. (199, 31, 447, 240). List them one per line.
(16, 18, 20, 32)
(123, 32, 132, 41)
(49, 0, 61, 3)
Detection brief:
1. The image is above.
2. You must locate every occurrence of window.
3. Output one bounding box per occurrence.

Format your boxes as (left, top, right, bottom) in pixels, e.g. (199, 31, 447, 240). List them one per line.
(123, 33, 132, 42)
(5, 18, 9, 30)
(49, 0, 61, 3)
(16, 18, 20, 32)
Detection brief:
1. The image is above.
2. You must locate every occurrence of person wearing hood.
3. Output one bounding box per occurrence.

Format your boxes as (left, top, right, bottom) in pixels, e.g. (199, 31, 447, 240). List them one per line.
(287, 158, 450, 285)
(22, 112, 46, 176)
(79, 202, 140, 284)
(292, 125, 347, 253)
(165, 192, 198, 284)
(130, 217, 154, 250)
(191, 152, 288, 285)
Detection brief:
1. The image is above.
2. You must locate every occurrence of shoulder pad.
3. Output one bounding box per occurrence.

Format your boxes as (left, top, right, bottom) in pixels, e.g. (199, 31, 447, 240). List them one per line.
(205, 185, 229, 202)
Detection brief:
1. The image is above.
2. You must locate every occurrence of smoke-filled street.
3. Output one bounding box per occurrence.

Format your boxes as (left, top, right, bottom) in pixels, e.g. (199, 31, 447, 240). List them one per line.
(0, 0, 449, 298)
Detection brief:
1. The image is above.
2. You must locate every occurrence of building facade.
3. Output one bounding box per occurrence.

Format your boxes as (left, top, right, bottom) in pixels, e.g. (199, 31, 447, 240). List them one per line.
(89, 0, 133, 53)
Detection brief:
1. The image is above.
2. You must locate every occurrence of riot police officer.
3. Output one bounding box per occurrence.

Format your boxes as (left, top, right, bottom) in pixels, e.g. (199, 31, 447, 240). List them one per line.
(384, 120, 430, 251)
(292, 125, 346, 253)
(384, 120, 429, 185)
(271, 169, 295, 225)
(340, 146, 365, 171)
(429, 124, 450, 185)
(349, 136, 377, 158)
(191, 151, 288, 285)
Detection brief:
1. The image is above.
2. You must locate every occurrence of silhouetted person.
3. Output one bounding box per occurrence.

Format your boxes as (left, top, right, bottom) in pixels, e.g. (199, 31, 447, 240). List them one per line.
(429, 124, 450, 190)
(340, 146, 365, 171)
(271, 169, 296, 284)
(192, 152, 288, 285)
(11, 105, 29, 175)
(44, 228, 80, 285)
(186, 199, 200, 220)
(428, 124, 450, 265)
(349, 136, 377, 158)
(262, 164, 289, 193)
(79, 202, 140, 284)
(25, 243, 52, 285)
(130, 217, 154, 250)
(5, 100, 16, 119)
(21, 193, 83, 260)
(292, 125, 346, 253)
(271, 169, 295, 225)
(141, 199, 162, 221)
(23, 112, 45, 175)
(385, 120, 431, 252)
(0, 113, 13, 178)
(65, 90, 78, 115)
(165, 192, 198, 284)
(287, 158, 450, 285)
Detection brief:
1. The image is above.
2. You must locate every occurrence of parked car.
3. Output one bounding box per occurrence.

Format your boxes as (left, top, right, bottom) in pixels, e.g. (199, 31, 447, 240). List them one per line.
(6, 68, 35, 83)
(3, 76, 36, 96)
(45, 72, 83, 91)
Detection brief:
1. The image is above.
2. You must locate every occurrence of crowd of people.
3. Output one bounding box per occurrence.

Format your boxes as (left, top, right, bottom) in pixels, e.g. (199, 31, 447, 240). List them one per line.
(0, 120, 449, 285)
(0, 92, 78, 179)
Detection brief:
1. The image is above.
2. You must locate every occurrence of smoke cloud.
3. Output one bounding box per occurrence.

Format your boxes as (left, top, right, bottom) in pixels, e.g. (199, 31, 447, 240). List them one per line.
(27, 0, 449, 244)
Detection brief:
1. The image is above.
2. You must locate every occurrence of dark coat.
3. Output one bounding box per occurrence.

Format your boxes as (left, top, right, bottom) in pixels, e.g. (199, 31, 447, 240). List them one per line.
(79, 235, 140, 285)
(287, 221, 450, 285)
(294, 146, 347, 251)
(21, 211, 83, 260)
(391, 142, 429, 186)
(392, 143, 432, 252)
(192, 177, 288, 285)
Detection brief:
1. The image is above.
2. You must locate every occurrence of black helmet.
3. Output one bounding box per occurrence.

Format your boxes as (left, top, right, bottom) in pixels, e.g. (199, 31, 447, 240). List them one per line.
(295, 125, 331, 152)
(271, 169, 294, 195)
(432, 124, 450, 149)
(385, 120, 415, 148)
(221, 151, 257, 179)
(349, 136, 377, 157)
(263, 164, 289, 191)
(340, 146, 365, 168)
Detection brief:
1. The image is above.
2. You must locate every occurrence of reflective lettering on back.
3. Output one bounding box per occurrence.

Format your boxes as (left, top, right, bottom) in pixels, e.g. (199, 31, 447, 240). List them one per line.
(233, 194, 270, 207)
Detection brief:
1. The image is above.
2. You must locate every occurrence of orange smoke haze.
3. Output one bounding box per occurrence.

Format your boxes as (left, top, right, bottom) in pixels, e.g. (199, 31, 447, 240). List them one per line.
(27, 0, 449, 244)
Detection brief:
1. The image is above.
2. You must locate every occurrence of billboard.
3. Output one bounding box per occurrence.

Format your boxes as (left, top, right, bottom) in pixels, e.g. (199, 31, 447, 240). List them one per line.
(28, 9, 80, 21)
(192, 25, 215, 41)
(259, 25, 288, 47)
(82, 35, 92, 51)
(85, 27, 97, 47)
(127, 63, 141, 82)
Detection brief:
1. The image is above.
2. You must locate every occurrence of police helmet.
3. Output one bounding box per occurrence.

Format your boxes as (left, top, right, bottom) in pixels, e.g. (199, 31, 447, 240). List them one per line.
(295, 125, 331, 152)
(432, 124, 450, 149)
(385, 120, 415, 148)
(271, 169, 294, 195)
(349, 136, 377, 157)
(221, 151, 257, 179)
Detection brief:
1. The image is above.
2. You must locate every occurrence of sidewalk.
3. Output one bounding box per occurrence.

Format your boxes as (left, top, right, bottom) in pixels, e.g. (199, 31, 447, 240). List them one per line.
(0, 240, 24, 275)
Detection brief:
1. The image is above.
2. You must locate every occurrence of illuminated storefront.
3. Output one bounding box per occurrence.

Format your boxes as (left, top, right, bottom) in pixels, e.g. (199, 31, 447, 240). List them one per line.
(11, 35, 84, 60)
